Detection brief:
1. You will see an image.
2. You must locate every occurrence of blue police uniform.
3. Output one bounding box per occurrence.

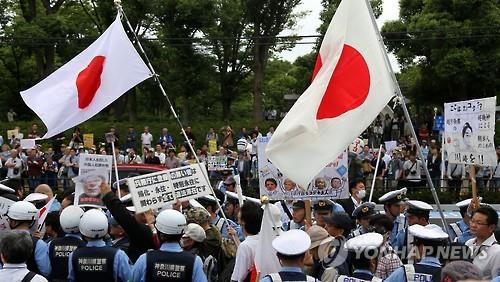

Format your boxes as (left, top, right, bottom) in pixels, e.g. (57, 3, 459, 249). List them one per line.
(131, 242, 207, 282)
(389, 216, 402, 247)
(449, 219, 473, 244)
(24, 231, 51, 278)
(492, 276, 500, 282)
(67, 239, 131, 282)
(48, 233, 85, 281)
(260, 266, 318, 282)
(213, 215, 245, 241)
(332, 203, 345, 213)
(384, 256, 442, 282)
(337, 269, 377, 281)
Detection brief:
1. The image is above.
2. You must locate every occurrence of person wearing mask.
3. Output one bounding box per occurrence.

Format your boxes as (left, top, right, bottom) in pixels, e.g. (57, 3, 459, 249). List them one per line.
(48, 206, 86, 282)
(465, 205, 500, 279)
(231, 201, 263, 282)
(385, 224, 448, 281)
(131, 209, 207, 282)
(337, 233, 384, 281)
(260, 230, 319, 282)
(378, 188, 407, 247)
(68, 209, 131, 282)
(6, 201, 51, 277)
(338, 178, 366, 219)
(0, 231, 48, 282)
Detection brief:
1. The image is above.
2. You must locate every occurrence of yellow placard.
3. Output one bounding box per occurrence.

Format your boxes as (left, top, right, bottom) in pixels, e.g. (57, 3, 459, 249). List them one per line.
(7, 129, 19, 139)
(83, 133, 94, 148)
(208, 139, 217, 154)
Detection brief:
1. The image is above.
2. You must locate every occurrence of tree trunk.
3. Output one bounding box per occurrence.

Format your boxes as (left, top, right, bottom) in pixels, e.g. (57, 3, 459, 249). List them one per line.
(253, 42, 267, 123)
(128, 88, 138, 122)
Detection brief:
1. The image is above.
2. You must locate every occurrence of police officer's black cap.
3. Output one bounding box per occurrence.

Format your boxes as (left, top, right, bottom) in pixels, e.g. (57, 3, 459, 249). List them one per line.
(352, 202, 377, 220)
(313, 200, 333, 211)
(292, 200, 305, 210)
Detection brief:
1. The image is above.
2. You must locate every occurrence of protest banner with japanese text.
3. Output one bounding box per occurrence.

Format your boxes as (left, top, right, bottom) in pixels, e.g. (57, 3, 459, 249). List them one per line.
(257, 136, 349, 200)
(128, 164, 211, 213)
(444, 97, 496, 166)
(207, 156, 228, 171)
(73, 154, 113, 208)
(0, 196, 14, 231)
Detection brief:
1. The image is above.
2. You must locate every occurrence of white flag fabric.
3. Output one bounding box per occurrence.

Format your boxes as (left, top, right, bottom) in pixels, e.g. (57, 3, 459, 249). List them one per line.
(254, 203, 282, 277)
(265, 0, 396, 187)
(21, 14, 152, 139)
(37, 197, 55, 231)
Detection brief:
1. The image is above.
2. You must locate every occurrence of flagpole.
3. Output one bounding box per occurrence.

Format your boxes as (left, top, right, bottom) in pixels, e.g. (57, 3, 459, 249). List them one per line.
(363, 0, 449, 232)
(114, 2, 234, 231)
(368, 144, 383, 202)
(111, 141, 122, 198)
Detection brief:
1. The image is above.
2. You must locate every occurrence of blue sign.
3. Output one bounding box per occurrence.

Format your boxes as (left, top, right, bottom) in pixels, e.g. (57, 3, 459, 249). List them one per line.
(433, 115, 444, 131)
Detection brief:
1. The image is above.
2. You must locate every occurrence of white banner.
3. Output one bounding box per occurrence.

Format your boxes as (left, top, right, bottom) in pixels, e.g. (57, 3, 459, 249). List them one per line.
(444, 97, 497, 166)
(128, 164, 211, 213)
(20, 139, 36, 149)
(0, 196, 14, 231)
(207, 156, 228, 171)
(73, 154, 113, 208)
(257, 137, 349, 200)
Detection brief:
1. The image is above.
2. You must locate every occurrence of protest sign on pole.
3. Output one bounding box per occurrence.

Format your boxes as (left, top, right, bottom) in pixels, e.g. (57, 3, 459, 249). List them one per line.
(20, 139, 36, 149)
(128, 163, 211, 213)
(0, 196, 14, 231)
(83, 133, 94, 148)
(257, 136, 349, 200)
(384, 141, 397, 154)
(208, 140, 217, 155)
(7, 129, 19, 140)
(207, 156, 228, 171)
(444, 97, 497, 166)
(74, 154, 113, 208)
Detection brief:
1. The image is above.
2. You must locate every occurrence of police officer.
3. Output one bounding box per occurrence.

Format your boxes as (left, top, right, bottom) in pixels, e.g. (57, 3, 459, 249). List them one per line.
(312, 200, 344, 228)
(198, 194, 244, 241)
(260, 229, 319, 282)
(49, 205, 86, 282)
(349, 202, 377, 238)
(131, 209, 207, 282)
(68, 209, 131, 282)
(337, 232, 384, 281)
(6, 201, 51, 277)
(385, 224, 448, 281)
(449, 198, 478, 244)
(283, 201, 306, 231)
(394, 200, 433, 263)
(378, 187, 407, 246)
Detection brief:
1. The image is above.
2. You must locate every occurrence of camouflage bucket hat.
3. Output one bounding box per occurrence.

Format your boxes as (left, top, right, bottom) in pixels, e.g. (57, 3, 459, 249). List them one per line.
(186, 207, 210, 225)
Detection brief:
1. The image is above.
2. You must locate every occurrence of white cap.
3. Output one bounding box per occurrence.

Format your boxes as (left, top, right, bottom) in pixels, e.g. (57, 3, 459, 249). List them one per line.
(79, 209, 108, 239)
(7, 201, 38, 221)
(188, 199, 204, 209)
(60, 205, 85, 234)
(272, 229, 311, 256)
(183, 223, 206, 243)
(409, 224, 449, 241)
(407, 200, 433, 211)
(456, 198, 482, 208)
(0, 183, 15, 193)
(345, 233, 383, 251)
(379, 187, 407, 204)
(23, 193, 48, 203)
(155, 209, 187, 235)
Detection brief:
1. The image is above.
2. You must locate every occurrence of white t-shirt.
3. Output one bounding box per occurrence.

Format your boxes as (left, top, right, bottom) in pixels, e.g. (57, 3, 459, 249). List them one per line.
(5, 157, 22, 178)
(403, 160, 422, 180)
(141, 132, 153, 145)
(0, 263, 48, 282)
(231, 234, 259, 281)
(465, 233, 500, 278)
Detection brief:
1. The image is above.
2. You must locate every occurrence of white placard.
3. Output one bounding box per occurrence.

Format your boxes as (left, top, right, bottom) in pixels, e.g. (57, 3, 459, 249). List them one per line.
(257, 136, 349, 200)
(207, 156, 228, 171)
(0, 196, 14, 231)
(128, 164, 211, 213)
(384, 141, 398, 154)
(20, 139, 36, 149)
(73, 154, 113, 208)
(444, 97, 497, 166)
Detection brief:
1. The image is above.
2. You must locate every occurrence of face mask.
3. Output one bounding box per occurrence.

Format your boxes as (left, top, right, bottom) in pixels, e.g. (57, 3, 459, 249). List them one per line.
(357, 190, 366, 199)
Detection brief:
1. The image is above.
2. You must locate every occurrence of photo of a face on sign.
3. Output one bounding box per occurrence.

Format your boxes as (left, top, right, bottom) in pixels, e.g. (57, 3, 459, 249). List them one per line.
(73, 170, 108, 208)
(461, 122, 474, 151)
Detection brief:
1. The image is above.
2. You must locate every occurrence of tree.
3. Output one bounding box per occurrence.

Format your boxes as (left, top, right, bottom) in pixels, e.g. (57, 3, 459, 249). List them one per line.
(246, 0, 301, 123)
(203, 0, 252, 120)
(382, 0, 500, 104)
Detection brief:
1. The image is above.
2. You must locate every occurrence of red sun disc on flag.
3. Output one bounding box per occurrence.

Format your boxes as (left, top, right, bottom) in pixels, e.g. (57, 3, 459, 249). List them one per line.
(76, 56, 105, 109)
(316, 44, 370, 120)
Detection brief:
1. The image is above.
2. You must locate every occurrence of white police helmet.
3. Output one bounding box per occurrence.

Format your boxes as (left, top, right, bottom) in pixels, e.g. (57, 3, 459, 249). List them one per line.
(155, 209, 187, 235)
(79, 209, 108, 239)
(7, 201, 38, 221)
(60, 205, 85, 234)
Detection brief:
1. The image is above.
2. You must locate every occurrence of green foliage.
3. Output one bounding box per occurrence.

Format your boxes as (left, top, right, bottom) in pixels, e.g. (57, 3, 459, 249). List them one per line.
(382, 0, 500, 104)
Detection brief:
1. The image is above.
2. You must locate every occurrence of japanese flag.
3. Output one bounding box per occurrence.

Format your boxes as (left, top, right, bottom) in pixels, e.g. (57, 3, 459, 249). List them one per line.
(21, 14, 152, 139)
(265, 0, 396, 187)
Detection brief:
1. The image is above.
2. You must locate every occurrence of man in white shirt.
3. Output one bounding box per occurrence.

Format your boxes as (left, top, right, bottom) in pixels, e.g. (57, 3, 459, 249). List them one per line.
(0, 231, 48, 282)
(5, 149, 22, 179)
(140, 126, 153, 151)
(154, 144, 166, 165)
(231, 201, 263, 282)
(465, 205, 500, 279)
